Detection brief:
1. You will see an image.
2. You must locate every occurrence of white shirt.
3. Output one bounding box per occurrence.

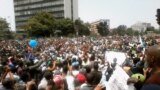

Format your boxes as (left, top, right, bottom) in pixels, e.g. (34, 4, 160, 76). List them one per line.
(82, 59, 90, 66)
(38, 78, 48, 89)
(65, 75, 75, 90)
(72, 70, 79, 77)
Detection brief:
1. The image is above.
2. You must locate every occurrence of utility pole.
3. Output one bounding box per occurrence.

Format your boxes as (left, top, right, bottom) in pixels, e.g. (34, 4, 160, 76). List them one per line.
(71, 0, 74, 21)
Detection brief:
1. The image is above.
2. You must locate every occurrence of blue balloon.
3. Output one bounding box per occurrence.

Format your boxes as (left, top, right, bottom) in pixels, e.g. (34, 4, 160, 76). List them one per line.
(29, 40, 38, 48)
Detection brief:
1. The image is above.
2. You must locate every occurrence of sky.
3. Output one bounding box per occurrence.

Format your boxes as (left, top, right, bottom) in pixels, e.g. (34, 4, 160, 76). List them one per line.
(0, 0, 159, 31)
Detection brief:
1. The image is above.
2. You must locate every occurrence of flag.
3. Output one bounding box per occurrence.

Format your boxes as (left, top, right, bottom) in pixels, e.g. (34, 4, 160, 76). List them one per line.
(139, 36, 144, 47)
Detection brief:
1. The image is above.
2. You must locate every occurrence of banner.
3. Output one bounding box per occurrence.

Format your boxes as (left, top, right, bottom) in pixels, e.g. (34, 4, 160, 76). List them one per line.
(105, 51, 127, 66)
(102, 51, 135, 90)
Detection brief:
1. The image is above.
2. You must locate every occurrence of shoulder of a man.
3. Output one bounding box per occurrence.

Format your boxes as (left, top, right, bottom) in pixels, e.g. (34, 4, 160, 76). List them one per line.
(141, 84, 160, 90)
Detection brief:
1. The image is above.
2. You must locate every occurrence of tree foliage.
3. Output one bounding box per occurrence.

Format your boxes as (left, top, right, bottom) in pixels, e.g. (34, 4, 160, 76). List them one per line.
(74, 19, 90, 36)
(0, 18, 9, 31)
(111, 25, 126, 36)
(25, 11, 85, 37)
(97, 21, 109, 36)
(126, 28, 134, 36)
(24, 11, 158, 37)
(145, 27, 155, 33)
(145, 26, 160, 34)
(111, 25, 140, 36)
(55, 18, 75, 36)
(24, 11, 56, 37)
(156, 9, 160, 25)
(0, 18, 13, 39)
(116, 25, 127, 36)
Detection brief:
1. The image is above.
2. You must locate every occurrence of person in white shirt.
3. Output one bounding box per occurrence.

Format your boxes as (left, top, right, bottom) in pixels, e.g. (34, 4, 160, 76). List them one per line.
(62, 65, 75, 90)
(38, 71, 53, 90)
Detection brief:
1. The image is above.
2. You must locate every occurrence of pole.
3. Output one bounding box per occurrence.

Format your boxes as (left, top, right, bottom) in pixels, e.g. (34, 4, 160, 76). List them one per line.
(71, 0, 73, 21)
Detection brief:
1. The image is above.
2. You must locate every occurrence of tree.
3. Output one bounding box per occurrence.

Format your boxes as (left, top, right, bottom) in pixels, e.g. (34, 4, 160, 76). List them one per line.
(133, 31, 140, 36)
(110, 28, 118, 35)
(0, 18, 13, 39)
(116, 25, 127, 36)
(145, 27, 155, 34)
(74, 19, 82, 36)
(24, 11, 56, 37)
(111, 26, 141, 36)
(83, 23, 91, 35)
(97, 21, 109, 36)
(156, 9, 160, 26)
(55, 18, 75, 36)
(74, 19, 90, 36)
(126, 28, 134, 36)
(0, 18, 9, 31)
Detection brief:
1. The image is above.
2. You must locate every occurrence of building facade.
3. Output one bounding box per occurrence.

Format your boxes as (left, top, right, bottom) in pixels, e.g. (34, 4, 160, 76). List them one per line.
(14, 0, 78, 30)
(90, 19, 110, 35)
(131, 22, 151, 32)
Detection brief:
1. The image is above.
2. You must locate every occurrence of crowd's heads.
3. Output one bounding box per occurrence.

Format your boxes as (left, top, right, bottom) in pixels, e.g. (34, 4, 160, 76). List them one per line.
(19, 68, 30, 83)
(53, 75, 63, 88)
(2, 79, 16, 89)
(75, 73, 86, 84)
(44, 71, 53, 81)
(47, 79, 57, 90)
(62, 65, 68, 74)
(93, 62, 99, 71)
(86, 72, 94, 85)
(84, 65, 91, 74)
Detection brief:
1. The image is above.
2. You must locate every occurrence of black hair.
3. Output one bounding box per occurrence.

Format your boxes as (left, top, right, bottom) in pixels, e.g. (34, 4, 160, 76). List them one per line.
(1, 58, 8, 66)
(29, 83, 38, 90)
(84, 65, 91, 74)
(133, 57, 140, 65)
(93, 62, 99, 71)
(73, 64, 79, 70)
(44, 70, 53, 81)
(72, 58, 77, 63)
(26, 61, 34, 67)
(91, 71, 102, 85)
(90, 54, 95, 61)
(78, 58, 82, 67)
(47, 79, 58, 90)
(20, 70, 30, 83)
(18, 60, 24, 67)
(63, 65, 68, 74)
(62, 60, 68, 66)
(86, 73, 94, 84)
(2, 79, 16, 89)
(10, 67, 17, 74)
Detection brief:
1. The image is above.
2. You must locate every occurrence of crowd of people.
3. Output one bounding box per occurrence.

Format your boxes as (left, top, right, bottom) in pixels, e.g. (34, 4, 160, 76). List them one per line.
(0, 36, 159, 90)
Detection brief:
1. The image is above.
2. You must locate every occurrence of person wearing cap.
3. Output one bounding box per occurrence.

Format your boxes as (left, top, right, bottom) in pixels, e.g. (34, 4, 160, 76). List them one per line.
(75, 73, 86, 90)
(53, 75, 64, 90)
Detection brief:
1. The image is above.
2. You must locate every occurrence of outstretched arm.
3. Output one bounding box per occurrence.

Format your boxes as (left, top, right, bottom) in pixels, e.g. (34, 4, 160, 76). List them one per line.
(28, 60, 44, 70)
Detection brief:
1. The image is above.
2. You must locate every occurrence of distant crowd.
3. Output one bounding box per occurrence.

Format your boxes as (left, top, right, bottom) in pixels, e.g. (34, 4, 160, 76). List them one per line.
(0, 36, 160, 90)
